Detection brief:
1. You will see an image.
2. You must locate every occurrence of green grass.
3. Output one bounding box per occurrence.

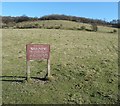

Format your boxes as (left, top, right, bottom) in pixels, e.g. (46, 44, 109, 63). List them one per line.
(1, 27, 118, 104)
(15, 20, 117, 33)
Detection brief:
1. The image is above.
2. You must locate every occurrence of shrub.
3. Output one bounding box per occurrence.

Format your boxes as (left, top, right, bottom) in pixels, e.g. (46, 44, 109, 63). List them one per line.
(109, 29, 117, 33)
(46, 26, 54, 29)
(66, 27, 77, 30)
(34, 23, 39, 28)
(113, 29, 117, 33)
(85, 29, 92, 31)
(91, 23, 98, 32)
(54, 25, 61, 29)
(2, 24, 8, 28)
(39, 25, 43, 28)
(80, 26, 86, 30)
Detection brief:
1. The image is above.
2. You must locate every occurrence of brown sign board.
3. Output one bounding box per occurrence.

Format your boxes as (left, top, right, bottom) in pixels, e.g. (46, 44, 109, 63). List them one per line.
(26, 44, 51, 81)
(26, 44, 50, 61)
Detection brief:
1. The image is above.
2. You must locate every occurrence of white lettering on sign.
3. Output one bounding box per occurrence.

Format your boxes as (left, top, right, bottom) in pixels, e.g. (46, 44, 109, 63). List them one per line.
(26, 44, 51, 81)
(26, 44, 50, 61)
(30, 47, 46, 51)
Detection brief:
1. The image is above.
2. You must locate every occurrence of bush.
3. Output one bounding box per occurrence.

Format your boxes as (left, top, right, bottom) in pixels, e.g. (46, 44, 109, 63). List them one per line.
(91, 23, 98, 32)
(85, 29, 92, 31)
(46, 26, 54, 29)
(34, 23, 39, 28)
(54, 25, 61, 29)
(2, 24, 8, 28)
(113, 29, 117, 33)
(109, 29, 117, 33)
(80, 26, 86, 30)
(66, 27, 77, 30)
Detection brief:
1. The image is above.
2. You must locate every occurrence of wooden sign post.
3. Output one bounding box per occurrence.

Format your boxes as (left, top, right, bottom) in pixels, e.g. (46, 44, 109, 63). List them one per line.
(26, 44, 50, 81)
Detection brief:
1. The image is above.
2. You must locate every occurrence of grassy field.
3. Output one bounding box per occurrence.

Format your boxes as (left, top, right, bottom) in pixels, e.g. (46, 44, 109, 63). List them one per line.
(1, 24, 118, 104)
(16, 20, 116, 33)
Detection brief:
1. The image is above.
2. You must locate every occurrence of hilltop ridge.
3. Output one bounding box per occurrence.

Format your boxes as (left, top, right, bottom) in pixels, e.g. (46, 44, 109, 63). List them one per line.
(1, 14, 119, 28)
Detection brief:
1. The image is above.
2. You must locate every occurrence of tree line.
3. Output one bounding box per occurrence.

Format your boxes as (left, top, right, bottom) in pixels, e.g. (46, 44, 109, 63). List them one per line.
(1, 14, 120, 28)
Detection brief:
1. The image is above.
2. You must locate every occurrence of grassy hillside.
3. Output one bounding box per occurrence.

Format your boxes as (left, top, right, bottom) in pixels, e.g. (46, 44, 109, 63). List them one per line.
(15, 20, 116, 33)
(1, 24, 118, 104)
